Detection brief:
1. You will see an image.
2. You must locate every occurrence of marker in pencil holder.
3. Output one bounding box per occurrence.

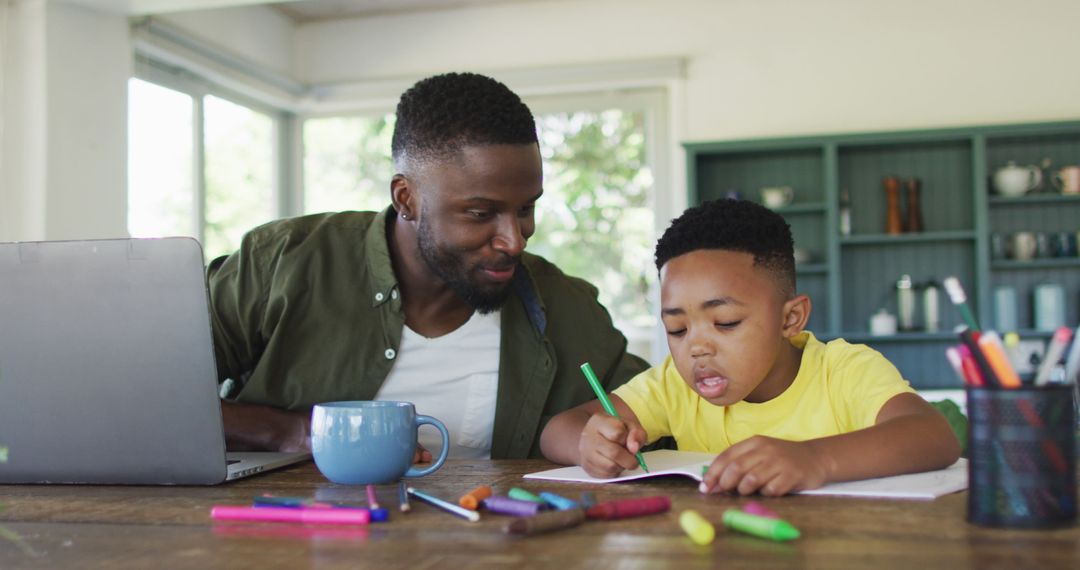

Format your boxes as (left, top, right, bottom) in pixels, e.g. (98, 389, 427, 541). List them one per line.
(966, 385, 1077, 528)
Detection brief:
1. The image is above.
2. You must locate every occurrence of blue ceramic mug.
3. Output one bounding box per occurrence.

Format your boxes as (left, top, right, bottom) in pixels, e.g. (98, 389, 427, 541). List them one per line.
(311, 401, 449, 485)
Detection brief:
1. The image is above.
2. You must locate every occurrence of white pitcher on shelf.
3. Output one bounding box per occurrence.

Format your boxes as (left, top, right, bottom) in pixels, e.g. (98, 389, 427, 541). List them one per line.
(992, 161, 1043, 197)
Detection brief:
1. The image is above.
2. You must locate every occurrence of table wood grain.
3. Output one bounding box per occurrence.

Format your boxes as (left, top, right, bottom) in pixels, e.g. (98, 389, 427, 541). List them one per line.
(1, 459, 1078, 569)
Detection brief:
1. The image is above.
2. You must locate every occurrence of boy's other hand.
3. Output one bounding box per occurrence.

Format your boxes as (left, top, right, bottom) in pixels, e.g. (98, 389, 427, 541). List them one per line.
(413, 444, 432, 464)
(699, 435, 829, 496)
(579, 413, 648, 479)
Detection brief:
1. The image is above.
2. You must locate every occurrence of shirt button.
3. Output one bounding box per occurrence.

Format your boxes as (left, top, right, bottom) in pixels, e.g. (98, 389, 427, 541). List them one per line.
(375, 292, 385, 302)
(384, 348, 396, 360)
(391, 290, 399, 300)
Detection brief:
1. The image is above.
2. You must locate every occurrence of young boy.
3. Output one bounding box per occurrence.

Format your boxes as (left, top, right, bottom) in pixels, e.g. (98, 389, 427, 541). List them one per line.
(540, 199, 961, 496)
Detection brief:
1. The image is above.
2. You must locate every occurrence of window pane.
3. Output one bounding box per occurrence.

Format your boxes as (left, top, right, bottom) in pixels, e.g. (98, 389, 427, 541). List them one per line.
(529, 109, 657, 354)
(303, 115, 395, 215)
(203, 95, 277, 260)
(127, 78, 196, 239)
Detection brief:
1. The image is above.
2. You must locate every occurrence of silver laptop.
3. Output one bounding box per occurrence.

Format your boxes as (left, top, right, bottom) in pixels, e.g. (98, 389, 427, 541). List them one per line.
(0, 237, 309, 484)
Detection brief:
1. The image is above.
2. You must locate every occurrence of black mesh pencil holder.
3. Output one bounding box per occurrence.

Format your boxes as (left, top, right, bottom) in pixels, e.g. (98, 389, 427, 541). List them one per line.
(967, 385, 1077, 528)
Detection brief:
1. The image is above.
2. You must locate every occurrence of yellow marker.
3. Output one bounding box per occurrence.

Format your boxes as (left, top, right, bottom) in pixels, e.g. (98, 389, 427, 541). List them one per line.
(679, 509, 715, 546)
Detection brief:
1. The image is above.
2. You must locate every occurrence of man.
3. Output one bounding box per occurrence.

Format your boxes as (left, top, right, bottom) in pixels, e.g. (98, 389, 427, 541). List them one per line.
(207, 72, 649, 459)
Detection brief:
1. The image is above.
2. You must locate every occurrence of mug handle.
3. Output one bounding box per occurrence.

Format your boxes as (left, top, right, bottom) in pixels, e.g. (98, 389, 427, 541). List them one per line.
(1028, 167, 1043, 192)
(1053, 170, 1064, 191)
(404, 415, 450, 478)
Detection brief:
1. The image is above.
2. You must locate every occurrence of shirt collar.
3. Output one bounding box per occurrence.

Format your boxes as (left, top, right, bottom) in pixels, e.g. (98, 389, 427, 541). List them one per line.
(364, 206, 399, 308)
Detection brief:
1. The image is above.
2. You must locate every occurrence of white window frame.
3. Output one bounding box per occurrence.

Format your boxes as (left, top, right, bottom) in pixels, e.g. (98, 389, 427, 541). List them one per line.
(131, 56, 297, 248)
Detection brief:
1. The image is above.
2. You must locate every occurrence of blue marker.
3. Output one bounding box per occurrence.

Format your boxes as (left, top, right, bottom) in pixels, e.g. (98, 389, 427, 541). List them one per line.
(539, 491, 579, 511)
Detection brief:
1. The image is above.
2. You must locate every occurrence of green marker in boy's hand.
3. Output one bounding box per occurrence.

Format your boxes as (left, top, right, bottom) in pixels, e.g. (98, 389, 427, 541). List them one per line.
(580, 362, 649, 473)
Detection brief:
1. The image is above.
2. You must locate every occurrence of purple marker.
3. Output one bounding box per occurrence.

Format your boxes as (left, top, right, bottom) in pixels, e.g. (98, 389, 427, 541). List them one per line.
(742, 501, 779, 519)
(482, 495, 544, 516)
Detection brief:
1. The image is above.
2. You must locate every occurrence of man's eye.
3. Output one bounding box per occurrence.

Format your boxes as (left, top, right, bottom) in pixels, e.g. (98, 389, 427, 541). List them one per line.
(468, 210, 493, 219)
(518, 204, 536, 217)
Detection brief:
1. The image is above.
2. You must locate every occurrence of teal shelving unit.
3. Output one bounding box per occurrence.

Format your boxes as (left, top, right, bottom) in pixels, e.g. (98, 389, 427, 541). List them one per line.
(685, 120, 1080, 389)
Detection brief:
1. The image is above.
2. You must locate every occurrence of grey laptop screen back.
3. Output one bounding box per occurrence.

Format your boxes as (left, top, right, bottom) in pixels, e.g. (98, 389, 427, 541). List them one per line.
(0, 238, 228, 484)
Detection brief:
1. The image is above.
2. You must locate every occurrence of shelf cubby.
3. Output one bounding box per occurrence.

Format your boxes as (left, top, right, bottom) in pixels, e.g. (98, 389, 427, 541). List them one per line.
(685, 120, 1080, 389)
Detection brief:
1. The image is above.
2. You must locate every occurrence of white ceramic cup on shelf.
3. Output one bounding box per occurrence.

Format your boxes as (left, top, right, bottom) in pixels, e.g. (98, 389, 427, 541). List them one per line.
(1009, 231, 1037, 261)
(760, 186, 794, 208)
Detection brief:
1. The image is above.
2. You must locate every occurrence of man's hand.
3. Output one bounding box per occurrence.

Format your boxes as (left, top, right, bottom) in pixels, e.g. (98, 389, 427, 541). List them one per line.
(578, 413, 648, 479)
(222, 401, 311, 452)
(700, 436, 829, 496)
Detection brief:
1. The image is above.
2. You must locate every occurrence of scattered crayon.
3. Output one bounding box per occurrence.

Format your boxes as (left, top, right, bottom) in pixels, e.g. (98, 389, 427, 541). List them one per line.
(742, 501, 779, 519)
(508, 487, 544, 503)
(679, 510, 715, 545)
(211, 505, 371, 525)
(579, 492, 598, 509)
(503, 508, 586, 536)
(407, 487, 480, 523)
(482, 495, 545, 517)
(253, 496, 333, 509)
(722, 509, 800, 542)
(251, 497, 390, 521)
(585, 496, 671, 520)
(366, 485, 380, 509)
(398, 481, 410, 513)
(538, 491, 579, 511)
(458, 485, 493, 510)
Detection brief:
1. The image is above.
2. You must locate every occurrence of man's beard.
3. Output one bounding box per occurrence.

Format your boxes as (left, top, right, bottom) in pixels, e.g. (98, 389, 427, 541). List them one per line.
(416, 219, 516, 314)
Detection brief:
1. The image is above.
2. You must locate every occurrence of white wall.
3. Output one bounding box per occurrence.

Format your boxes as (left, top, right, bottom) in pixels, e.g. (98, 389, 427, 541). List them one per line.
(157, 4, 294, 77)
(1, 0, 130, 242)
(295, 0, 1080, 141)
(1, 0, 48, 242)
(44, 1, 131, 239)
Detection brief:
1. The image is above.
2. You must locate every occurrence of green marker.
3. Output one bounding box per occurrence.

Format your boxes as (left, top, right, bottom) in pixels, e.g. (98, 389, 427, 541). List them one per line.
(580, 362, 649, 473)
(0, 446, 7, 464)
(508, 487, 544, 503)
(722, 509, 801, 542)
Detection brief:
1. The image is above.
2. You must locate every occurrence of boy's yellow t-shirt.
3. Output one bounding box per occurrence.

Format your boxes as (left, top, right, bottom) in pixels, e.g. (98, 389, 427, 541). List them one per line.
(612, 331, 916, 452)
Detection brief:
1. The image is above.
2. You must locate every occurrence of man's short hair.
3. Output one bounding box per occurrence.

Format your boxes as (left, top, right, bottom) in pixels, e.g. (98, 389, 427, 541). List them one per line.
(654, 198, 796, 296)
(392, 72, 537, 169)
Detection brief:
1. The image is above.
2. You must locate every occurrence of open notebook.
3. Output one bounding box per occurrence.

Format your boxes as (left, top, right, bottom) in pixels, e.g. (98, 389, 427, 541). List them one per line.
(524, 450, 968, 500)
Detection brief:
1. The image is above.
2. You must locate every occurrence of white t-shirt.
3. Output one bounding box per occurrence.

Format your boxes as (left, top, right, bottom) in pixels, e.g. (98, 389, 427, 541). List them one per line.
(375, 310, 501, 459)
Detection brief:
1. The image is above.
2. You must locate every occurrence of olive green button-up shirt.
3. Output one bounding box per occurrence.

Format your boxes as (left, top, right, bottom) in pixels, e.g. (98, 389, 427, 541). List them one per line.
(206, 208, 649, 458)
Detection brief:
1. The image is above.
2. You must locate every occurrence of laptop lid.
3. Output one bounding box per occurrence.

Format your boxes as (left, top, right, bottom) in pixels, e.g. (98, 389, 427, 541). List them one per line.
(0, 237, 301, 485)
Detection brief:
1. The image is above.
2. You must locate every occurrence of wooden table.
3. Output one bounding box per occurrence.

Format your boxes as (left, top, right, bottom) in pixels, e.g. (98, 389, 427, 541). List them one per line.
(2, 459, 1078, 569)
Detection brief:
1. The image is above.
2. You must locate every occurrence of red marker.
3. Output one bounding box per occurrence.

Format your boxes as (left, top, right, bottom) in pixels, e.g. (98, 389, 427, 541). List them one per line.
(585, 496, 670, 520)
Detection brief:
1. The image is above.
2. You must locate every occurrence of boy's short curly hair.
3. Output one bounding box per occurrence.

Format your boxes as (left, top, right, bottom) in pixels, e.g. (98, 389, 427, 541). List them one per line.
(392, 72, 537, 169)
(654, 198, 796, 297)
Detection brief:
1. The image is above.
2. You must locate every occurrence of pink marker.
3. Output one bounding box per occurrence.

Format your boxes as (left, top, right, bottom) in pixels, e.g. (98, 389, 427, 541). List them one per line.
(742, 501, 779, 519)
(211, 505, 371, 525)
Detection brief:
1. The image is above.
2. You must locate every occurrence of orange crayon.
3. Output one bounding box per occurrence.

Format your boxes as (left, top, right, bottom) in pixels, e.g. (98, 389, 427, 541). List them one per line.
(458, 485, 493, 510)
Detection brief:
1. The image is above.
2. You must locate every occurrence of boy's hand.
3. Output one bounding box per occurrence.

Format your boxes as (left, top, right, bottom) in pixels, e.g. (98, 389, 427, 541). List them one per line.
(413, 444, 432, 464)
(700, 436, 830, 496)
(579, 413, 648, 479)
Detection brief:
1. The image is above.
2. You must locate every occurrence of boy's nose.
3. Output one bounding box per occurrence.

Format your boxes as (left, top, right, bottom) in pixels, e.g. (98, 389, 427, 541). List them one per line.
(688, 336, 715, 358)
